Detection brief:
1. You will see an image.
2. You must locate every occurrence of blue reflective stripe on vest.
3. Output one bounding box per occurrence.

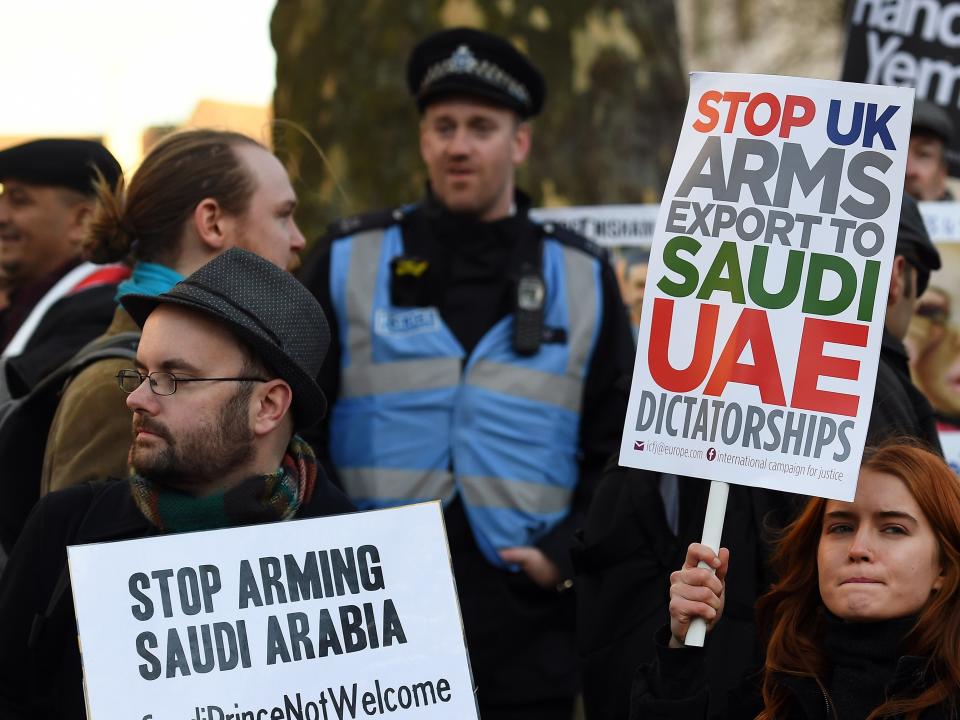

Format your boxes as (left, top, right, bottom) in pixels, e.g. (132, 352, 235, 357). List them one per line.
(329, 223, 602, 568)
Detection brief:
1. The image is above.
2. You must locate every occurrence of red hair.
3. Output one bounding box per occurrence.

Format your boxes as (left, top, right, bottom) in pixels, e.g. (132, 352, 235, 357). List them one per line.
(755, 442, 960, 719)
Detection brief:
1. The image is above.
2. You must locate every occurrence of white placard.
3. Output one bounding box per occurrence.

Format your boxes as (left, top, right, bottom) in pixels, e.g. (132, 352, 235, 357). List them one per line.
(68, 502, 479, 720)
(939, 431, 960, 476)
(619, 72, 914, 501)
(531, 204, 660, 248)
(532, 201, 960, 247)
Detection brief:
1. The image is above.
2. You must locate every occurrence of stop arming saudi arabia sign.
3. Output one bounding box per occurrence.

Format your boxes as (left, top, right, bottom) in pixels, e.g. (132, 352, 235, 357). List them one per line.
(619, 72, 914, 502)
(68, 503, 479, 720)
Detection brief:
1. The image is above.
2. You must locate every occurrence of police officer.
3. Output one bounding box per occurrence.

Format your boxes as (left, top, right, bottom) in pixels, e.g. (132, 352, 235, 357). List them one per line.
(301, 27, 634, 720)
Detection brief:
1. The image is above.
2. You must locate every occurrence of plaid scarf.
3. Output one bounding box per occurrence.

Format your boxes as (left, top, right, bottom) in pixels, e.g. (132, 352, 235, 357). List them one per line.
(129, 435, 317, 533)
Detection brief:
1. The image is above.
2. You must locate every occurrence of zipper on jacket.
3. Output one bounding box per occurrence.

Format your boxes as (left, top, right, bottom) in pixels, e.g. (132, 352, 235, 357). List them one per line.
(820, 686, 832, 718)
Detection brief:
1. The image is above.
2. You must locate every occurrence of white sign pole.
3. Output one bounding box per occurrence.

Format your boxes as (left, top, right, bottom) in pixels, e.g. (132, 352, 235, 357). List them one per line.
(684, 480, 729, 647)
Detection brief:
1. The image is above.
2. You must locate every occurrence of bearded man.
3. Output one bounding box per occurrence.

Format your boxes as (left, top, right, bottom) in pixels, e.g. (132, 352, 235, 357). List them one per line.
(0, 249, 354, 719)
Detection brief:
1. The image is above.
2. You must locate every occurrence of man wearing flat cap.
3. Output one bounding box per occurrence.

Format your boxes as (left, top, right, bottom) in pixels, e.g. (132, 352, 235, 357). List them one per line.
(869, 193, 943, 451)
(906, 100, 955, 202)
(0, 138, 128, 396)
(301, 27, 633, 719)
(0, 248, 354, 718)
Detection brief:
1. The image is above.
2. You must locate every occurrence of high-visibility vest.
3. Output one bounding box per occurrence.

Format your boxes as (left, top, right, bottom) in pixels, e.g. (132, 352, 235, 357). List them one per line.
(328, 221, 603, 568)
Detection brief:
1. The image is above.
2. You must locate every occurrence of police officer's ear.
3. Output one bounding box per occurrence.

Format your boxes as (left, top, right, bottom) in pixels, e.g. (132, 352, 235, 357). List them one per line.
(511, 119, 531, 165)
(192, 197, 229, 251)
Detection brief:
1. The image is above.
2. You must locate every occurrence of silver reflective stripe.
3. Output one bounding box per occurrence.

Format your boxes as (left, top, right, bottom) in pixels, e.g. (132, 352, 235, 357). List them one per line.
(343, 229, 385, 364)
(342, 357, 461, 396)
(563, 247, 598, 376)
(467, 360, 581, 412)
(460, 475, 573, 515)
(338, 467, 455, 501)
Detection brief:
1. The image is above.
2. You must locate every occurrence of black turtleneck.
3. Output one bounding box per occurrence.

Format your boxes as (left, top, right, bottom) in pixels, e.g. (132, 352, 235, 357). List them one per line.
(822, 612, 915, 720)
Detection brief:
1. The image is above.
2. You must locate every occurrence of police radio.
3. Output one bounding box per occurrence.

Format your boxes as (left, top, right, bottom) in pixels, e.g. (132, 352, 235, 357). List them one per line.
(513, 267, 545, 356)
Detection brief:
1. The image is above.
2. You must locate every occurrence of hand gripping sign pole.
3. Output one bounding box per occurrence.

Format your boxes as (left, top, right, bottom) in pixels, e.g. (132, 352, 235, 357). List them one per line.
(684, 480, 729, 647)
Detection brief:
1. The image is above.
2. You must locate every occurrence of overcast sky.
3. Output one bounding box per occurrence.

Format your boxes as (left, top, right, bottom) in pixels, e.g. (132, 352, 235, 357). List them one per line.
(1, 0, 276, 164)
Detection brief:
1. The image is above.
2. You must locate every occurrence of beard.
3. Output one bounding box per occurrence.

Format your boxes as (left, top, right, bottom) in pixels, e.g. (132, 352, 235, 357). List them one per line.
(129, 385, 256, 487)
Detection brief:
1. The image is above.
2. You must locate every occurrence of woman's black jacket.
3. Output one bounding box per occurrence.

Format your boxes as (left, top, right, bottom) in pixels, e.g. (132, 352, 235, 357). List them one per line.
(629, 627, 954, 720)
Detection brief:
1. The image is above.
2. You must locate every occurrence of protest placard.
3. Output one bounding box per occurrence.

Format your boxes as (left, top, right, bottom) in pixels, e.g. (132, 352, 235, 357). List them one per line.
(530, 204, 660, 248)
(618, 72, 914, 503)
(67, 502, 478, 720)
(532, 201, 960, 247)
(841, 0, 960, 176)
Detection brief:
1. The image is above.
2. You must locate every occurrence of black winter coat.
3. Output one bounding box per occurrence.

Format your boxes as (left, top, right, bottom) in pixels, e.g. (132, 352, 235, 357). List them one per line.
(575, 453, 803, 720)
(629, 627, 955, 720)
(868, 329, 942, 454)
(0, 476, 355, 720)
(4, 283, 117, 397)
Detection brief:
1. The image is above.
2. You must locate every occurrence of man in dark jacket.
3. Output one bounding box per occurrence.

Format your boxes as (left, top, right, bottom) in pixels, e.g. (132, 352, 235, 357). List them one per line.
(868, 193, 943, 452)
(0, 139, 126, 396)
(0, 249, 354, 719)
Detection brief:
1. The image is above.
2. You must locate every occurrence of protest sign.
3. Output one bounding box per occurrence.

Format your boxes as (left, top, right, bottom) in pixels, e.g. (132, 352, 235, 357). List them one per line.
(841, 0, 960, 176)
(67, 502, 478, 720)
(532, 201, 960, 247)
(922, 201, 960, 240)
(940, 430, 960, 474)
(618, 72, 914, 503)
(530, 204, 660, 248)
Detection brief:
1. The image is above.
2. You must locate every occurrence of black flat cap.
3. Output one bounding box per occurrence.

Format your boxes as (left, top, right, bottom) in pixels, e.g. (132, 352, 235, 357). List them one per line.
(407, 27, 545, 118)
(912, 100, 954, 145)
(121, 248, 330, 429)
(897, 193, 941, 294)
(0, 138, 121, 195)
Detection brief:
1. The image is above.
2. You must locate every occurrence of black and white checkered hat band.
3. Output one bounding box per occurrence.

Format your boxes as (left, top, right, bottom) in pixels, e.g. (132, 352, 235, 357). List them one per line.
(420, 44, 531, 108)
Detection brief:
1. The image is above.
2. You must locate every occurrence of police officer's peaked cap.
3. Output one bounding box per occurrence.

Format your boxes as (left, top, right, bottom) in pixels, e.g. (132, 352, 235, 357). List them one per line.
(911, 100, 954, 146)
(407, 27, 545, 118)
(897, 193, 941, 273)
(0, 139, 121, 195)
(121, 248, 331, 429)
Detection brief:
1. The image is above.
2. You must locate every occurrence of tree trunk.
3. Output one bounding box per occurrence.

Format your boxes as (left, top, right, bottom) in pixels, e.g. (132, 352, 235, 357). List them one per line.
(271, 0, 687, 239)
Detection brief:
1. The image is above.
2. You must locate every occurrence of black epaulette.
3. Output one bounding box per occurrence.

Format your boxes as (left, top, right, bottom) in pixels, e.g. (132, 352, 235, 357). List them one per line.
(325, 206, 413, 240)
(536, 219, 609, 262)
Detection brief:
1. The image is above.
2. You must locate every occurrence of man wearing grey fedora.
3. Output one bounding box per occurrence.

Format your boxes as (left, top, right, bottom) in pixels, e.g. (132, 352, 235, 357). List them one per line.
(0, 248, 354, 719)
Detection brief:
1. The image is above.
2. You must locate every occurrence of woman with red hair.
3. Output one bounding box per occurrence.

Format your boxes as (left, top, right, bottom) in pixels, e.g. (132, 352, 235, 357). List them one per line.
(630, 442, 960, 719)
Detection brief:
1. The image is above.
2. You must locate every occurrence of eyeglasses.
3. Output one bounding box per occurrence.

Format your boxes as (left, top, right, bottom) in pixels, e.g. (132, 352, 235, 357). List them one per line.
(116, 369, 268, 396)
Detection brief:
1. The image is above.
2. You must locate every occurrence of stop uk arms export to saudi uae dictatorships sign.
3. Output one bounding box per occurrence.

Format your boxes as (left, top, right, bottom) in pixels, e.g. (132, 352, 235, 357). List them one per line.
(619, 72, 914, 501)
(67, 502, 479, 720)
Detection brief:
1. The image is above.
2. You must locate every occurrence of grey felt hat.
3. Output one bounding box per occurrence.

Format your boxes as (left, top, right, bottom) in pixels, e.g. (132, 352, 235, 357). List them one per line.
(120, 248, 330, 429)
